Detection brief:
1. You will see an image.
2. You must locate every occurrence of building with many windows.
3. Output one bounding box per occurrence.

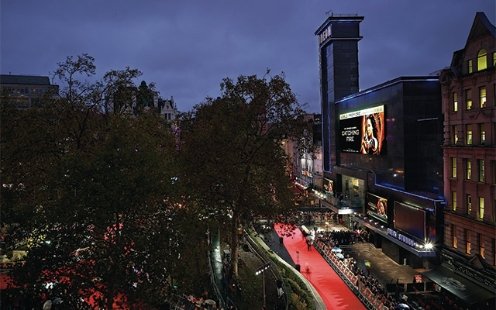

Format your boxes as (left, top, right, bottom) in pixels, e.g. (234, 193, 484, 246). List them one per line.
(0, 74, 59, 108)
(314, 10, 495, 308)
(282, 113, 323, 206)
(438, 11, 496, 302)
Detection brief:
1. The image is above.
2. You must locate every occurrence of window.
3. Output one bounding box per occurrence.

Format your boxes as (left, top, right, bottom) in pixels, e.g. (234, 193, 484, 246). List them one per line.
(465, 229, 471, 254)
(453, 127, 459, 144)
(480, 87, 487, 108)
(452, 191, 457, 211)
(479, 197, 485, 219)
(493, 52, 496, 66)
(467, 194, 472, 214)
(478, 159, 485, 182)
(466, 160, 472, 180)
(465, 89, 472, 110)
(466, 129, 473, 145)
(452, 224, 458, 248)
(493, 239, 496, 266)
(479, 234, 485, 258)
(493, 160, 496, 185)
(453, 92, 458, 112)
(480, 127, 486, 144)
(451, 157, 457, 178)
(468, 59, 473, 74)
(477, 49, 487, 71)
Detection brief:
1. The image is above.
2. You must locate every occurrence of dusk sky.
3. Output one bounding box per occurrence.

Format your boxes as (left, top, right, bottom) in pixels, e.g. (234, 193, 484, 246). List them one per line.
(1, 1, 494, 113)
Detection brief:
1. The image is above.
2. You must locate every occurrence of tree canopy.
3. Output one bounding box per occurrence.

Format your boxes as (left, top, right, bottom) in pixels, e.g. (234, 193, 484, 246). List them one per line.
(179, 73, 306, 278)
(1, 56, 308, 308)
(1, 55, 189, 308)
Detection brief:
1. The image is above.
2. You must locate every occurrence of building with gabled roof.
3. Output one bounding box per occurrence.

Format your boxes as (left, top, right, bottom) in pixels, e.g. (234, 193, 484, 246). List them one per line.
(437, 11, 496, 307)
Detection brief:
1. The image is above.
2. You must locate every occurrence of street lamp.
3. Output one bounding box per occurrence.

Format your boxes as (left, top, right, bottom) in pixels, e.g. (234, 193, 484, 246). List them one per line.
(255, 262, 271, 309)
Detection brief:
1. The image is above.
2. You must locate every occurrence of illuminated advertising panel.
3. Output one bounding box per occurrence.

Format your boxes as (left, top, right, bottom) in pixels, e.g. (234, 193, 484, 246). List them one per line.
(339, 105, 385, 155)
(366, 193, 388, 223)
(394, 201, 426, 240)
(323, 178, 334, 194)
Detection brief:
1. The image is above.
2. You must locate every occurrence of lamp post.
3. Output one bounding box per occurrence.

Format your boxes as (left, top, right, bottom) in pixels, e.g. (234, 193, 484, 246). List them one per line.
(255, 263, 271, 309)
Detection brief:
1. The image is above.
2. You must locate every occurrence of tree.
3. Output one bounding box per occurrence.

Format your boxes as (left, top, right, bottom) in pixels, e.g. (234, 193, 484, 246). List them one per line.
(180, 73, 306, 279)
(2, 55, 186, 308)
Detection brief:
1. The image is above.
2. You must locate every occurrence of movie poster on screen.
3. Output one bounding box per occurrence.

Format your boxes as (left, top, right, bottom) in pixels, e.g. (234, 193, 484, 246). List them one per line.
(323, 178, 333, 194)
(366, 193, 388, 223)
(339, 105, 385, 155)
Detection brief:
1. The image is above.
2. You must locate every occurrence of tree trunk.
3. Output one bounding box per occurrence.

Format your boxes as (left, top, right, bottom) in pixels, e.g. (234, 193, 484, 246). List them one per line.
(229, 212, 240, 280)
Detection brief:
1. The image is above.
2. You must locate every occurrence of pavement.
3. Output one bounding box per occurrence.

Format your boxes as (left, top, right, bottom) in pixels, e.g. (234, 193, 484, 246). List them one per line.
(345, 242, 419, 285)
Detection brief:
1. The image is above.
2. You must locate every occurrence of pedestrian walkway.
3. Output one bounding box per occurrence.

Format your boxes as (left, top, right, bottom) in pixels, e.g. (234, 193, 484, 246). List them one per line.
(274, 223, 366, 310)
(312, 221, 419, 288)
(347, 242, 419, 286)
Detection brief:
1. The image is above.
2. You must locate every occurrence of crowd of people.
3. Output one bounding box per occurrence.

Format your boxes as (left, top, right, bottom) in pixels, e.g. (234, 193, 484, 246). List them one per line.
(317, 229, 357, 246)
(316, 231, 406, 310)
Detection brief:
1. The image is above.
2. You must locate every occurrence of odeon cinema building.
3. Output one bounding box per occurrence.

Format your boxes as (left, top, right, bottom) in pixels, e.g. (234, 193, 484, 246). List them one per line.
(316, 14, 445, 270)
(336, 77, 445, 269)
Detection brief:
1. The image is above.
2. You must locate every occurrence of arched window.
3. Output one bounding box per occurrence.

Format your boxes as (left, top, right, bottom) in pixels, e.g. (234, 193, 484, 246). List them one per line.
(477, 49, 487, 71)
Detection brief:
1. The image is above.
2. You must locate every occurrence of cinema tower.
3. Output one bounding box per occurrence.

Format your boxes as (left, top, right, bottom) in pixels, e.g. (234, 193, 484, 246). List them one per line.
(315, 14, 364, 176)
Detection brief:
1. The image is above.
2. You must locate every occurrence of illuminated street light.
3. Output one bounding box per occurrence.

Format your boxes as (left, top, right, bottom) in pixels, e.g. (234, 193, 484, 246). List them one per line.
(255, 262, 271, 308)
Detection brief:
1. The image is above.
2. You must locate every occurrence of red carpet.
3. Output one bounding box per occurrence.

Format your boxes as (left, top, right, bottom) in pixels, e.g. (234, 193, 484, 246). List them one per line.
(275, 223, 365, 310)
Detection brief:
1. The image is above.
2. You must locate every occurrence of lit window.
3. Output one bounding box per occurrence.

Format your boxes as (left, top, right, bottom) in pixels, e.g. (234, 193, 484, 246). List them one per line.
(493, 52, 496, 66)
(467, 194, 472, 213)
(453, 92, 458, 112)
(479, 197, 485, 219)
(481, 129, 486, 144)
(453, 127, 459, 144)
(478, 159, 485, 182)
(479, 87, 487, 108)
(451, 157, 457, 178)
(466, 160, 472, 180)
(452, 224, 457, 248)
(481, 244, 485, 258)
(466, 129, 473, 145)
(477, 49, 487, 71)
(465, 89, 472, 110)
(465, 230, 471, 254)
(468, 59, 473, 73)
(452, 191, 457, 211)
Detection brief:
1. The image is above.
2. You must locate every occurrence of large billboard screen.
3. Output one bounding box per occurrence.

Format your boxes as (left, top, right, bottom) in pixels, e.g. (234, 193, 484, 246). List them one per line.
(366, 193, 388, 223)
(394, 202, 426, 240)
(339, 105, 385, 155)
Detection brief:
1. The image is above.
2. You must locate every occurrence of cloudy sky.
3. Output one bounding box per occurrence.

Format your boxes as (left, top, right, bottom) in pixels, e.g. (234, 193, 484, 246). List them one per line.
(1, 1, 494, 113)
